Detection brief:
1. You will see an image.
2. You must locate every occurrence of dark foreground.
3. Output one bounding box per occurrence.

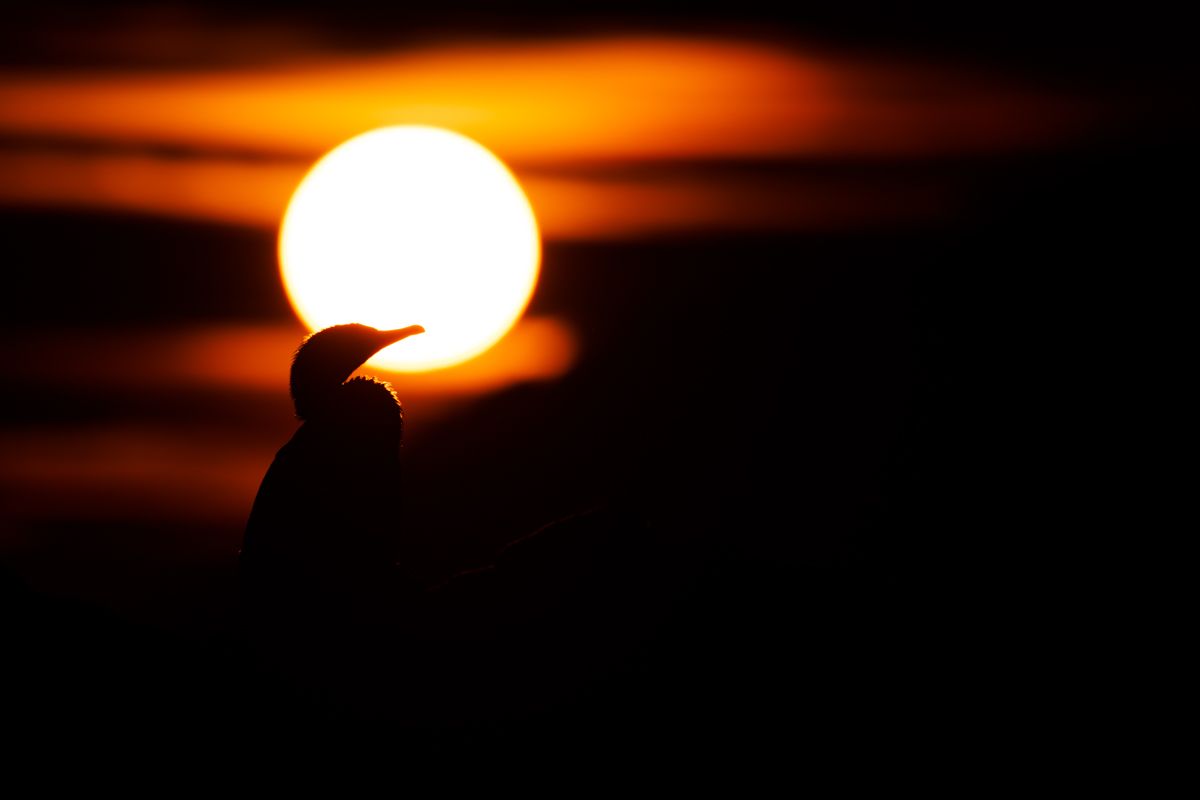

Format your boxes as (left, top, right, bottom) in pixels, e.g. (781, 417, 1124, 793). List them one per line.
(1, 123, 1181, 769)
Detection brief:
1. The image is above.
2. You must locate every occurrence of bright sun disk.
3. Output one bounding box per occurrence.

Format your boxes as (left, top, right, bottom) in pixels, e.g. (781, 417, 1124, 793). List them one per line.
(279, 125, 541, 371)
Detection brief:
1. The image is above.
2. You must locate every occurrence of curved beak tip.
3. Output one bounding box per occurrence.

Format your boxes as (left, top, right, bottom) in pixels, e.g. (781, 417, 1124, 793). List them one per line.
(378, 324, 425, 343)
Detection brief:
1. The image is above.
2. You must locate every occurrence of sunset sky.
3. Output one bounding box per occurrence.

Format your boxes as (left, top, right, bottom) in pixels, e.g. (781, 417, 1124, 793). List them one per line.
(0, 2, 1185, 745)
(0, 3, 1144, 237)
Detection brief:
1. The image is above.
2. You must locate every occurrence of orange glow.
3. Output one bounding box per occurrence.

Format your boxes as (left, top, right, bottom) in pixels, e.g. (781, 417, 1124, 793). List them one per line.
(0, 35, 1094, 237)
(2, 318, 577, 397)
(0, 148, 302, 228)
(279, 126, 540, 371)
(0, 423, 266, 525)
(0, 148, 954, 236)
(0, 317, 577, 532)
(0, 36, 1084, 163)
(375, 315, 576, 394)
(0, 37, 842, 163)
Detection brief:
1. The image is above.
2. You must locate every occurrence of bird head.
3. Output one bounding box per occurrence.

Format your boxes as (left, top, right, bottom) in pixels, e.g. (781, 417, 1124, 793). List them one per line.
(290, 323, 424, 420)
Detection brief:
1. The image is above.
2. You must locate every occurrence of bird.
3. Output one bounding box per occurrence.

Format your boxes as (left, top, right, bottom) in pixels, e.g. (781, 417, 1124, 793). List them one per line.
(239, 322, 425, 625)
(235, 321, 676, 725)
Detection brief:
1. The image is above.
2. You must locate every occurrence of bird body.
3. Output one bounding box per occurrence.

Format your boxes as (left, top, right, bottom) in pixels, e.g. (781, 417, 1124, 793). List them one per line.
(239, 324, 424, 624)
(236, 321, 674, 725)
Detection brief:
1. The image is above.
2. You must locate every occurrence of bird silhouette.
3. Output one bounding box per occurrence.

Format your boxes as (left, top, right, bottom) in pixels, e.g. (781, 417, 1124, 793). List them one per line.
(239, 323, 424, 626)
(236, 322, 678, 725)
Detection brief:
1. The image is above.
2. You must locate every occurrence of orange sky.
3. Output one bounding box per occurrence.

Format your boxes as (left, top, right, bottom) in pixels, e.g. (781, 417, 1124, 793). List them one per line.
(0, 35, 1094, 238)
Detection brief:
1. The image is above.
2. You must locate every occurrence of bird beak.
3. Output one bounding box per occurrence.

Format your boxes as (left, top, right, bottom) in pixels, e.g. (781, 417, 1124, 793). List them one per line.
(374, 324, 425, 351)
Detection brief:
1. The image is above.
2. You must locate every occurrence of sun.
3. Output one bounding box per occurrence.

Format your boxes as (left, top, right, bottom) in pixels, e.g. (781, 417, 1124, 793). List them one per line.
(279, 125, 541, 372)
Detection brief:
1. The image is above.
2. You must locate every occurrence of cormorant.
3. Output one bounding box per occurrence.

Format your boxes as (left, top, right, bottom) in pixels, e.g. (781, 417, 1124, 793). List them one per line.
(239, 323, 424, 624)
(236, 321, 677, 725)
